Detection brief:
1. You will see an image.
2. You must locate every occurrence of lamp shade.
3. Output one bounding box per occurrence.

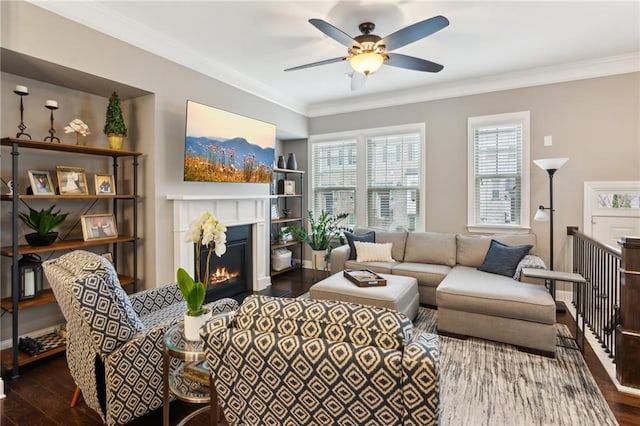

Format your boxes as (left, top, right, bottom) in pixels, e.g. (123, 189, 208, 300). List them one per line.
(350, 53, 384, 75)
(533, 157, 569, 171)
(534, 207, 550, 222)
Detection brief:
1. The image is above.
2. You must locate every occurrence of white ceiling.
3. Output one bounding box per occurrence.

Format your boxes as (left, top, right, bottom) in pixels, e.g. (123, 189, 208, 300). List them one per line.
(32, 1, 640, 116)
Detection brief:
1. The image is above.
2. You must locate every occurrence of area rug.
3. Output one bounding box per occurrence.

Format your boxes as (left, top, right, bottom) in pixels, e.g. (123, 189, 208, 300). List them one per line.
(415, 307, 616, 425)
(299, 294, 617, 425)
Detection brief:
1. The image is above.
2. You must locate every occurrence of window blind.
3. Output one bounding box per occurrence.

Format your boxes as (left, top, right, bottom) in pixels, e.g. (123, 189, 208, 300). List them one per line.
(473, 124, 523, 225)
(311, 140, 357, 224)
(366, 134, 420, 230)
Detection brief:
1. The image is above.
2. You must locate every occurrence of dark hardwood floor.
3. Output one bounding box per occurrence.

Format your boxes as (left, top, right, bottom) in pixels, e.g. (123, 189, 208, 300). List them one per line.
(2, 267, 639, 425)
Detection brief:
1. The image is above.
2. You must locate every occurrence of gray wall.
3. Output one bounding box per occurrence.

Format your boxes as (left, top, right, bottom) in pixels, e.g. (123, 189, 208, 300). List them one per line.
(310, 73, 640, 270)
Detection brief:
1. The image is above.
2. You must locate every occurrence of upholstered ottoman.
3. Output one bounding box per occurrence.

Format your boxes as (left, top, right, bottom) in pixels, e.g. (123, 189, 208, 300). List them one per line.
(310, 272, 420, 319)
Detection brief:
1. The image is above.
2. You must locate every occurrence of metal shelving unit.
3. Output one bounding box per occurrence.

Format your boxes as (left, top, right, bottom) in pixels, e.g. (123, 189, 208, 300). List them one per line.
(270, 168, 304, 276)
(0, 137, 142, 378)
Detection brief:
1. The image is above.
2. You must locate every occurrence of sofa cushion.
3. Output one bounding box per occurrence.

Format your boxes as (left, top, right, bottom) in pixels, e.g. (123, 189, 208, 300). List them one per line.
(436, 266, 555, 324)
(391, 262, 451, 288)
(375, 231, 408, 262)
(456, 234, 537, 267)
(344, 260, 398, 274)
(404, 232, 456, 267)
(478, 240, 532, 277)
(355, 241, 394, 262)
(345, 231, 375, 260)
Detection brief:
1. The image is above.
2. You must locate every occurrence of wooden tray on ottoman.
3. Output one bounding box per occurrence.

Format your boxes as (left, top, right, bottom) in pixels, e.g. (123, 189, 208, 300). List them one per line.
(343, 269, 387, 287)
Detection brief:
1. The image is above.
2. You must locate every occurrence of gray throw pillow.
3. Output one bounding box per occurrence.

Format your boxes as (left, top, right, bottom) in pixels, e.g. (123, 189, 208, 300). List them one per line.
(345, 231, 375, 260)
(478, 240, 533, 277)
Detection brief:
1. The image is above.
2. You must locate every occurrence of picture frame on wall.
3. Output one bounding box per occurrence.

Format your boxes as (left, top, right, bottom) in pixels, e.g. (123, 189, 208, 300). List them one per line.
(94, 174, 116, 195)
(81, 214, 118, 241)
(27, 170, 55, 195)
(57, 166, 89, 195)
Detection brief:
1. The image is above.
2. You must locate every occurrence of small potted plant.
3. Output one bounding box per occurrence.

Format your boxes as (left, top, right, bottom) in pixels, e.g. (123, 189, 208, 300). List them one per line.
(103, 91, 127, 150)
(176, 267, 210, 341)
(18, 205, 68, 246)
(179, 211, 227, 340)
(289, 210, 349, 270)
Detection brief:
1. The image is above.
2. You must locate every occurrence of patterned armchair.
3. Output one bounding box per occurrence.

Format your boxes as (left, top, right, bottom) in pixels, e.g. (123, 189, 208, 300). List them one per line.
(42, 250, 238, 426)
(201, 295, 440, 426)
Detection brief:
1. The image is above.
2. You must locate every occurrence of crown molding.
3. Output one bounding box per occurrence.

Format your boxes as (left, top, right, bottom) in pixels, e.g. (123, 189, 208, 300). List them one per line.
(27, 0, 308, 116)
(307, 52, 640, 117)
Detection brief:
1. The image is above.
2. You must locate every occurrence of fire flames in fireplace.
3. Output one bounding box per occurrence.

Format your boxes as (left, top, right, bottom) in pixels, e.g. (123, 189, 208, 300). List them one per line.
(209, 267, 240, 286)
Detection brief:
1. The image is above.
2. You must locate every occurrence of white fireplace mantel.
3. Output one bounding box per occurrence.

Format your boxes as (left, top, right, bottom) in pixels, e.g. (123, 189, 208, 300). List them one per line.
(167, 194, 276, 291)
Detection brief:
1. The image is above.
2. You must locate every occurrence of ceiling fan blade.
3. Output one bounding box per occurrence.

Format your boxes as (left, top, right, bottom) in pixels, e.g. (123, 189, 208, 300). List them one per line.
(309, 19, 361, 49)
(379, 15, 449, 51)
(385, 53, 444, 73)
(284, 56, 348, 72)
(350, 72, 367, 91)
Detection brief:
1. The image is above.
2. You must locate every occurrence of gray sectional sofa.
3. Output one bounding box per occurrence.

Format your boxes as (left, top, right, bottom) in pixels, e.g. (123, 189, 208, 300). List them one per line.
(330, 228, 557, 355)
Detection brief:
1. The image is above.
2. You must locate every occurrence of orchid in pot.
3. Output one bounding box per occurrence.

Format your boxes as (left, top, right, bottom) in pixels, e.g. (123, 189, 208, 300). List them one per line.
(179, 211, 227, 340)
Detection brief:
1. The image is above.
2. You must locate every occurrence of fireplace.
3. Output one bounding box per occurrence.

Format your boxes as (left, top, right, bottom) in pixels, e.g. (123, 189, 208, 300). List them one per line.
(198, 224, 252, 302)
(168, 194, 272, 292)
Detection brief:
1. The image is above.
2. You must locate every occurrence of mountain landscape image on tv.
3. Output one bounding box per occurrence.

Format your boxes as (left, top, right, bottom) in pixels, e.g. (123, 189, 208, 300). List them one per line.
(184, 100, 275, 183)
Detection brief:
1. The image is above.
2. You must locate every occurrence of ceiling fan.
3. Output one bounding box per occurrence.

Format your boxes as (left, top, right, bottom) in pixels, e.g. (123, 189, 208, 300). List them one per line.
(285, 15, 450, 90)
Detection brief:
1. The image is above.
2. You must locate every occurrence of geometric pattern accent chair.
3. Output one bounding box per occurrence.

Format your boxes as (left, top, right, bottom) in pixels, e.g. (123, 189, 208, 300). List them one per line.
(42, 250, 238, 426)
(201, 295, 440, 426)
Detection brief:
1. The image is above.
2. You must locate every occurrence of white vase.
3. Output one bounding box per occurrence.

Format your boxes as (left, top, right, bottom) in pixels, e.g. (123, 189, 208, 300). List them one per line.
(312, 249, 327, 271)
(183, 309, 212, 341)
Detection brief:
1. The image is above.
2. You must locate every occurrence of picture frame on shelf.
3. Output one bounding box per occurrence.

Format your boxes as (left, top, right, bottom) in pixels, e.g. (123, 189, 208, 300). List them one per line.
(81, 214, 118, 241)
(27, 170, 55, 195)
(57, 166, 89, 195)
(278, 179, 295, 195)
(94, 174, 116, 195)
(270, 204, 279, 219)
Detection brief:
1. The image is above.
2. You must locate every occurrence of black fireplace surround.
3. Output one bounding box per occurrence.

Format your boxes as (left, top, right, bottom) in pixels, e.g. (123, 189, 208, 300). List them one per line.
(197, 224, 252, 303)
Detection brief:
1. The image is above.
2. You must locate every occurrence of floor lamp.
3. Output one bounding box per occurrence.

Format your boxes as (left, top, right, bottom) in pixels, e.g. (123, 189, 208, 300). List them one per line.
(533, 157, 569, 305)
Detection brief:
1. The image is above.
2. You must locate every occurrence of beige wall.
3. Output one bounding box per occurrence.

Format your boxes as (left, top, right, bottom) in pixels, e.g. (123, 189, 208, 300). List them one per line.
(310, 73, 640, 270)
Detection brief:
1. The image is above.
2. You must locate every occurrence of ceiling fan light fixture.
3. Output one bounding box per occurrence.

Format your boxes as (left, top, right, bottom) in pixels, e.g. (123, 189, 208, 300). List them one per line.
(349, 52, 385, 75)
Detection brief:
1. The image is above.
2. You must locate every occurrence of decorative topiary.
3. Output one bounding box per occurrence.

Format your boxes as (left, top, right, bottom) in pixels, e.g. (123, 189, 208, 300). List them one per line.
(103, 91, 127, 136)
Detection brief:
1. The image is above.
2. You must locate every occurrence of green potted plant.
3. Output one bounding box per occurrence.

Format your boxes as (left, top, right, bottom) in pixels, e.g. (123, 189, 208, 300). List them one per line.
(103, 91, 127, 150)
(289, 210, 349, 270)
(18, 205, 68, 246)
(177, 267, 211, 340)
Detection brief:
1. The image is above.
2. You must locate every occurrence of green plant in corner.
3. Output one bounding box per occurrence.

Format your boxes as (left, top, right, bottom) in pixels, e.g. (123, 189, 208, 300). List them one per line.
(18, 205, 68, 235)
(176, 267, 206, 316)
(289, 210, 350, 252)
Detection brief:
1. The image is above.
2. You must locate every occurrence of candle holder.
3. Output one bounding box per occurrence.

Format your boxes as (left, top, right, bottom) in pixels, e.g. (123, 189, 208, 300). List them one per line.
(14, 89, 31, 139)
(44, 105, 60, 143)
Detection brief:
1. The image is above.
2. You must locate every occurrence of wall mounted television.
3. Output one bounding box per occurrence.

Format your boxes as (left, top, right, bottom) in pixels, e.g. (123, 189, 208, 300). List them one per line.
(183, 100, 275, 183)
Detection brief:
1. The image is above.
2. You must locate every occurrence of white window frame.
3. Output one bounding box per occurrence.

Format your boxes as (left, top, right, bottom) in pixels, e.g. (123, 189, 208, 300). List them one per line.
(309, 123, 426, 231)
(467, 111, 530, 233)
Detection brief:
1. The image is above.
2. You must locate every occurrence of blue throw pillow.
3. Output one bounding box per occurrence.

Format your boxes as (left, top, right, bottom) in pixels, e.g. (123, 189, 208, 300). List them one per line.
(345, 231, 375, 260)
(478, 240, 533, 277)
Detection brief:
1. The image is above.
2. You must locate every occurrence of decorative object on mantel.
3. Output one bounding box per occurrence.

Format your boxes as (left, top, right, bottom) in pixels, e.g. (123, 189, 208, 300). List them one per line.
(14, 85, 31, 139)
(43, 100, 60, 143)
(64, 118, 91, 145)
(103, 91, 127, 150)
(18, 205, 68, 247)
(286, 153, 297, 170)
(180, 211, 227, 340)
(277, 155, 286, 169)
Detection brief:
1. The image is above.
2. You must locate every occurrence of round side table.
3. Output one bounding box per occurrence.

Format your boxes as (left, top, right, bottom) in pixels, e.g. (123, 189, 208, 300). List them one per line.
(163, 322, 219, 426)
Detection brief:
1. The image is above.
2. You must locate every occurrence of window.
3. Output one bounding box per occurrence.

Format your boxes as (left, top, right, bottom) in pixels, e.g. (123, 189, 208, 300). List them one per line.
(467, 111, 530, 232)
(311, 139, 357, 226)
(310, 125, 424, 231)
